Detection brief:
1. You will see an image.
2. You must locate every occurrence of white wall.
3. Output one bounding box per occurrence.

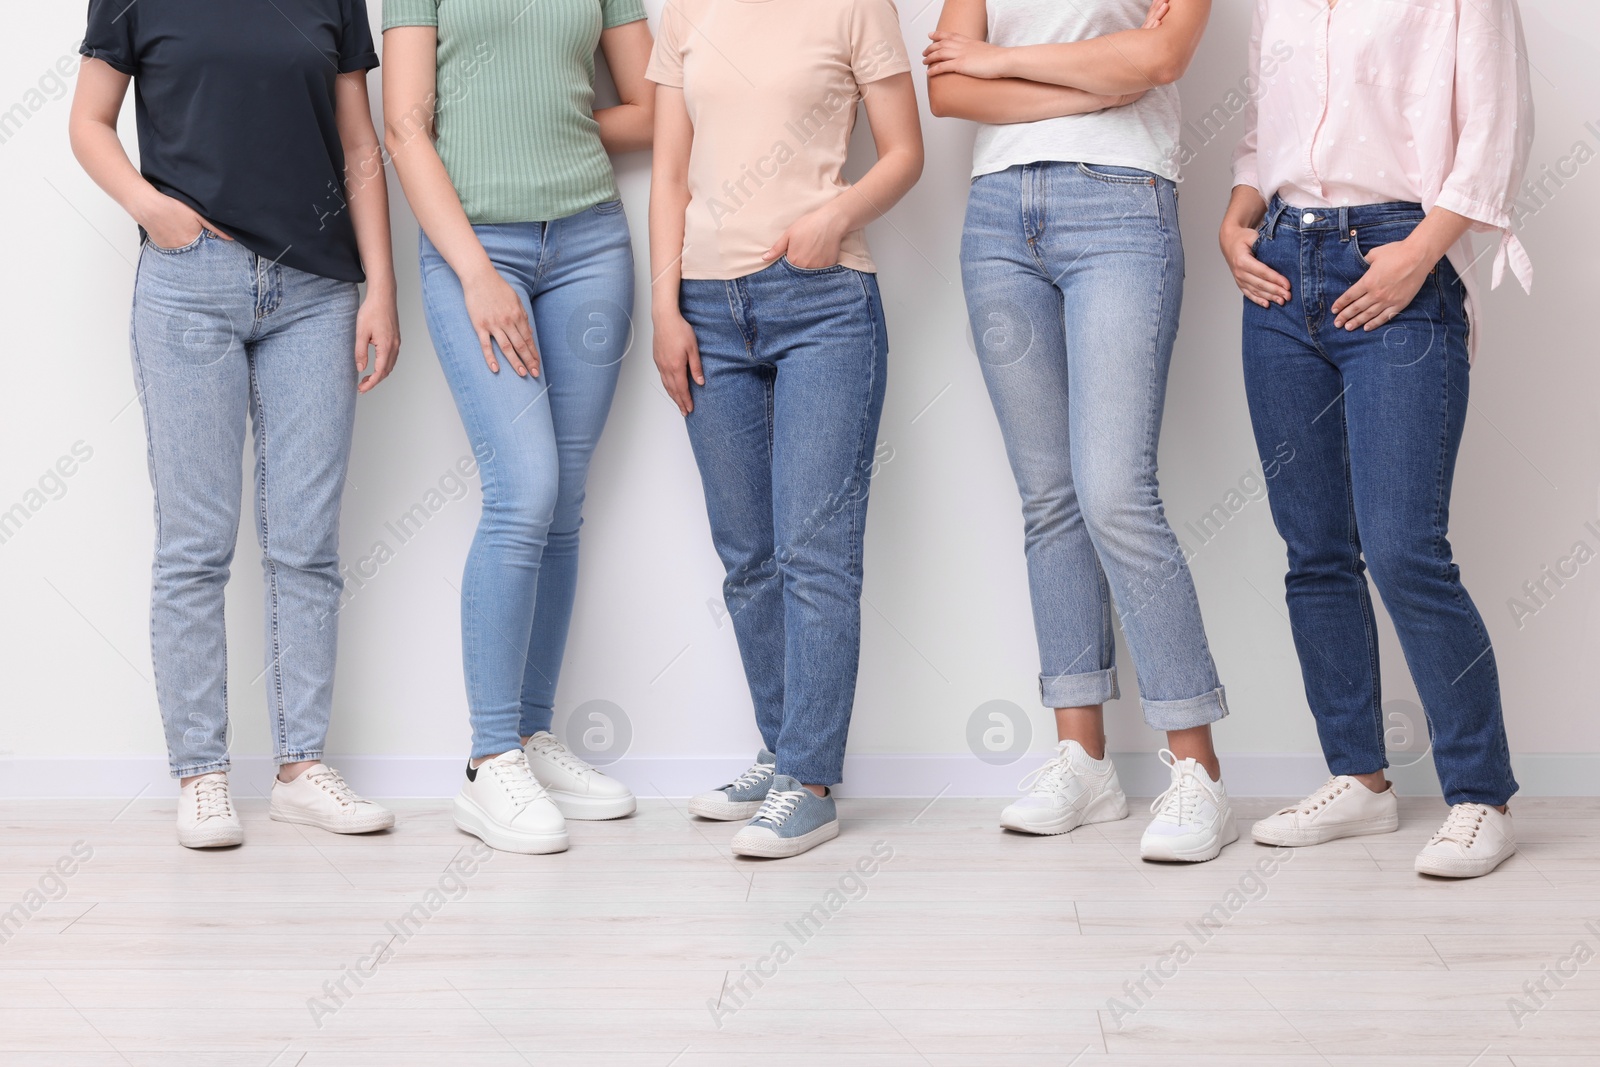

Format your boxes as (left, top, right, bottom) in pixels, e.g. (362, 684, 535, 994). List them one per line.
(3, 1, 1598, 798)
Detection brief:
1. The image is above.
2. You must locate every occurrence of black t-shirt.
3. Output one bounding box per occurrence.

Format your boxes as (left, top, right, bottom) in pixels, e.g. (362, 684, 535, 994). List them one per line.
(81, 0, 379, 282)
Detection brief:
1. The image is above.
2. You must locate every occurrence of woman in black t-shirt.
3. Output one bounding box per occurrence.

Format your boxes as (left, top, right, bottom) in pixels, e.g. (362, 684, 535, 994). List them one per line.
(70, 0, 400, 849)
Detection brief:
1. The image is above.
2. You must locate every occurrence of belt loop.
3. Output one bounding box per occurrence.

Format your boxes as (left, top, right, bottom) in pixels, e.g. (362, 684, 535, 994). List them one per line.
(1263, 196, 1285, 240)
(1338, 206, 1351, 242)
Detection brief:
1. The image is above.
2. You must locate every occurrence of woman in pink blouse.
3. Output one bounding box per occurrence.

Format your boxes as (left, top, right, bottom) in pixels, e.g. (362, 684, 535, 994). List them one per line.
(1220, 0, 1533, 879)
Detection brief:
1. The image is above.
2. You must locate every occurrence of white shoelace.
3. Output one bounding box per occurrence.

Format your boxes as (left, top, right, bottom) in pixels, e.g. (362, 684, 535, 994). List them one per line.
(488, 751, 549, 809)
(1148, 749, 1210, 826)
(193, 776, 234, 821)
(729, 760, 776, 791)
(751, 788, 804, 828)
(1430, 803, 1490, 846)
(1276, 776, 1349, 817)
(306, 766, 361, 809)
(1017, 753, 1075, 796)
(526, 733, 594, 777)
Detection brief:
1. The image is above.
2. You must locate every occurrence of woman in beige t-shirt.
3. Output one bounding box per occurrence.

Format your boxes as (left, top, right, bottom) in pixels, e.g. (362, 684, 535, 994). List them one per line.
(645, 0, 923, 859)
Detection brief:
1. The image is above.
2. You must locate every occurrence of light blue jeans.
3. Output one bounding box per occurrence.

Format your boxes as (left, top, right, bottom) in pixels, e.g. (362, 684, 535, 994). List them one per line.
(420, 203, 633, 759)
(960, 162, 1227, 729)
(679, 259, 889, 786)
(131, 232, 359, 778)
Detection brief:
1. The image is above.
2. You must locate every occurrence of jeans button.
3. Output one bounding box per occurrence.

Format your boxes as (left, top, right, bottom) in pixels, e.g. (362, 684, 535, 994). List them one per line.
(1302, 212, 1318, 225)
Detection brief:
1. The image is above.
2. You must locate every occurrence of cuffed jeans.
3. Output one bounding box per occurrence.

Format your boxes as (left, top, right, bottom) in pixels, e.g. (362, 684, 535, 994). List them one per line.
(680, 259, 889, 786)
(131, 232, 359, 778)
(420, 202, 632, 759)
(1242, 197, 1517, 806)
(960, 162, 1227, 730)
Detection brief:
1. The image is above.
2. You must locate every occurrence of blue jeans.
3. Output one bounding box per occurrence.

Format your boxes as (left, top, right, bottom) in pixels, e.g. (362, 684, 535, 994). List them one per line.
(131, 232, 359, 778)
(1243, 198, 1517, 806)
(420, 203, 632, 759)
(679, 260, 889, 786)
(960, 162, 1227, 729)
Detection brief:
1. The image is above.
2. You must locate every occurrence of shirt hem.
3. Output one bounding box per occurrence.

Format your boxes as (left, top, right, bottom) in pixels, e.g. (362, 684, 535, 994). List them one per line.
(680, 252, 878, 281)
(972, 153, 1180, 183)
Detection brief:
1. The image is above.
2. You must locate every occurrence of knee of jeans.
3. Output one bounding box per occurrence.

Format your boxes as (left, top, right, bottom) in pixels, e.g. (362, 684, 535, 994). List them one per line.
(1077, 480, 1160, 549)
(1018, 482, 1082, 545)
(775, 541, 862, 599)
(1363, 534, 1454, 602)
(479, 467, 558, 539)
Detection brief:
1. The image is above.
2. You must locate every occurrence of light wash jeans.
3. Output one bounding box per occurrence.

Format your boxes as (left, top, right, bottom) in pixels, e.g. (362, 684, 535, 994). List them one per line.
(419, 202, 632, 759)
(1243, 197, 1516, 806)
(131, 232, 359, 778)
(679, 259, 889, 785)
(960, 162, 1227, 729)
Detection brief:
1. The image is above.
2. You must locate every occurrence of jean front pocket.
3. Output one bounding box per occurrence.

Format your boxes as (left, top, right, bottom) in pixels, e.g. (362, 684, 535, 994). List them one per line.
(1075, 163, 1158, 186)
(146, 230, 208, 255)
(1350, 219, 1420, 267)
(778, 256, 850, 276)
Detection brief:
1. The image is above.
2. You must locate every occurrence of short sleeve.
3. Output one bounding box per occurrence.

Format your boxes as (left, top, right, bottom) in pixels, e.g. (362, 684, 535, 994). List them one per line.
(381, 0, 439, 31)
(644, 1, 685, 87)
(849, 0, 911, 85)
(601, 0, 647, 31)
(339, 0, 380, 72)
(80, 0, 138, 76)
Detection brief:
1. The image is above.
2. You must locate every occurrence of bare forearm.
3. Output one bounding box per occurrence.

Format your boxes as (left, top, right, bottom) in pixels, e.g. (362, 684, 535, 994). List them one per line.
(1223, 183, 1268, 231)
(389, 142, 494, 284)
(69, 119, 163, 224)
(1408, 208, 1472, 263)
(345, 137, 395, 292)
(928, 73, 1126, 123)
(597, 102, 652, 154)
(822, 148, 922, 237)
(1001, 33, 1184, 94)
(649, 179, 690, 317)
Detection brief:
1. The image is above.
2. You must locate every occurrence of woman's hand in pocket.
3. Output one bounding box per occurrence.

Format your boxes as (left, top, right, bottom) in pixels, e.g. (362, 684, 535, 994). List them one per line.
(1333, 238, 1432, 331)
(1220, 221, 1289, 307)
(462, 269, 538, 377)
(137, 191, 230, 249)
(653, 310, 703, 416)
(763, 205, 847, 270)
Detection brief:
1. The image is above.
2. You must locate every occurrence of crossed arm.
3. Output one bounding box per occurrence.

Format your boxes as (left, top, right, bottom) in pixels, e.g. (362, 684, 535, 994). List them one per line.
(924, 0, 1209, 124)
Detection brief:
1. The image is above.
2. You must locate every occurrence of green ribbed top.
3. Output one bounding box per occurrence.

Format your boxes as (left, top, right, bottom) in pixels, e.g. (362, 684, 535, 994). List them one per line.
(382, 0, 646, 223)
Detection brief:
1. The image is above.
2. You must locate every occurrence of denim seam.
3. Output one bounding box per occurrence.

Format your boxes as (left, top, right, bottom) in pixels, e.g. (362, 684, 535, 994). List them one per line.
(249, 349, 289, 761)
(848, 270, 882, 583)
(1337, 384, 1387, 770)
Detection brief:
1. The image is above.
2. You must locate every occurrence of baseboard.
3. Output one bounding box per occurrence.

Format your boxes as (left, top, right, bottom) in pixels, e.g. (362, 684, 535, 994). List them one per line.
(0, 753, 1591, 799)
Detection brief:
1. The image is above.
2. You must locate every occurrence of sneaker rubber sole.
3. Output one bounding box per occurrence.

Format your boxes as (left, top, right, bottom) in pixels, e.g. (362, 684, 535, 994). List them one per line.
(1414, 841, 1516, 879)
(269, 804, 395, 834)
(730, 818, 841, 859)
(688, 793, 766, 821)
(999, 790, 1130, 836)
(1251, 811, 1399, 847)
(1140, 814, 1241, 863)
(176, 823, 244, 849)
(453, 795, 569, 855)
(547, 790, 636, 821)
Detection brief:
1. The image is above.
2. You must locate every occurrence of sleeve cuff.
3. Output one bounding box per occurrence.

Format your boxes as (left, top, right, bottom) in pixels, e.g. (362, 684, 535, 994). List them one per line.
(1434, 188, 1511, 233)
(79, 45, 136, 76)
(603, 12, 648, 28)
(1231, 164, 1260, 196)
(857, 58, 913, 84)
(338, 51, 380, 73)
(644, 65, 682, 88)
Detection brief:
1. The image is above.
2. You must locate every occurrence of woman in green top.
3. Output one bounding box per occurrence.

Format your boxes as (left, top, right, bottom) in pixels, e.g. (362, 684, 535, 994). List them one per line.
(383, 0, 654, 854)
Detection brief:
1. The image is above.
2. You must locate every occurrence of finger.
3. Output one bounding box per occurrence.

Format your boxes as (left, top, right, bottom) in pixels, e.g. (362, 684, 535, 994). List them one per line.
(763, 235, 789, 263)
(492, 327, 531, 377)
(1236, 262, 1289, 301)
(1362, 306, 1399, 333)
(1332, 280, 1367, 317)
(354, 334, 372, 373)
(363, 346, 397, 392)
(509, 321, 541, 377)
(477, 328, 500, 373)
(688, 343, 705, 387)
(1339, 295, 1381, 330)
(662, 367, 690, 416)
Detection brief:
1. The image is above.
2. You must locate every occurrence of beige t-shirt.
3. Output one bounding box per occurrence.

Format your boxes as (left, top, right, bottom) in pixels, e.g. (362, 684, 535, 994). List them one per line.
(645, 0, 912, 280)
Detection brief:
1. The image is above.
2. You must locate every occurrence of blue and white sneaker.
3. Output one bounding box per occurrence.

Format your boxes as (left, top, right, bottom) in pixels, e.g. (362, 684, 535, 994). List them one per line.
(730, 774, 840, 859)
(689, 748, 776, 821)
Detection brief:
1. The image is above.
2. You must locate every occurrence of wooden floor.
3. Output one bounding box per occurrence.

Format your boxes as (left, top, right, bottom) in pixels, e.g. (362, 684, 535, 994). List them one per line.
(2, 794, 1598, 1065)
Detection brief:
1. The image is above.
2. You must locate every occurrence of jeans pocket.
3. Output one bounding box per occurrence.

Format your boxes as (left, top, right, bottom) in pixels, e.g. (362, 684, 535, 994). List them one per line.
(146, 230, 208, 255)
(779, 255, 850, 276)
(590, 198, 625, 215)
(1074, 162, 1158, 186)
(1350, 220, 1419, 268)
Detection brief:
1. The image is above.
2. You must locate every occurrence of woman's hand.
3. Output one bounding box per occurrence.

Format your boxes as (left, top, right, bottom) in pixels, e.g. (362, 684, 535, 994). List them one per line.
(462, 269, 538, 377)
(652, 311, 703, 416)
(354, 289, 400, 394)
(1333, 238, 1434, 331)
(137, 191, 231, 249)
(763, 204, 848, 270)
(1220, 220, 1289, 308)
(923, 31, 1010, 80)
(1141, 0, 1171, 30)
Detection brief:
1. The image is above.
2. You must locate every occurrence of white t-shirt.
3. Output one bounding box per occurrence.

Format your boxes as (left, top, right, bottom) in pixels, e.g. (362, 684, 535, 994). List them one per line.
(972, 0, 1182, 181)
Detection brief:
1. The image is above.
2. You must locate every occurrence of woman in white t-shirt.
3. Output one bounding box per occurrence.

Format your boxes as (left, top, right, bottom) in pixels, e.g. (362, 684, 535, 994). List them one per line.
(926, 0, 1240, 863)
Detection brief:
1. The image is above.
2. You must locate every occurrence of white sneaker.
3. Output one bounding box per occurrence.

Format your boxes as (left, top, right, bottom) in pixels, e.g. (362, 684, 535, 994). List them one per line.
(1415, 803, 1515, 878)
(1139, 749, 1239, 863)
(454, 749, 569, 855)
(523, 731, 636, 820)
(999, 740, 1129, 835)
(176, 772, 244, 849)
(1252, 775, 1399, 846)
(269, 763, 395, 834)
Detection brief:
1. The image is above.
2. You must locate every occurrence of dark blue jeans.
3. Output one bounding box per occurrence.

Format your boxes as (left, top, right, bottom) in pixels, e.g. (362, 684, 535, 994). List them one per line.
(679, 259, 889, 786)
(1242, 197, 1516, 807)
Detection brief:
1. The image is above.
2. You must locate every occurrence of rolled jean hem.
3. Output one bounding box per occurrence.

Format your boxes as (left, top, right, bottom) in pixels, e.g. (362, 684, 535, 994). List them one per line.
(774, 762, 843, 788)
(1040, 666, 1119, 709)
(276, 750, 324, 767)
(1141, 686, 1229, 731)
(169, 758, 231, 780)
